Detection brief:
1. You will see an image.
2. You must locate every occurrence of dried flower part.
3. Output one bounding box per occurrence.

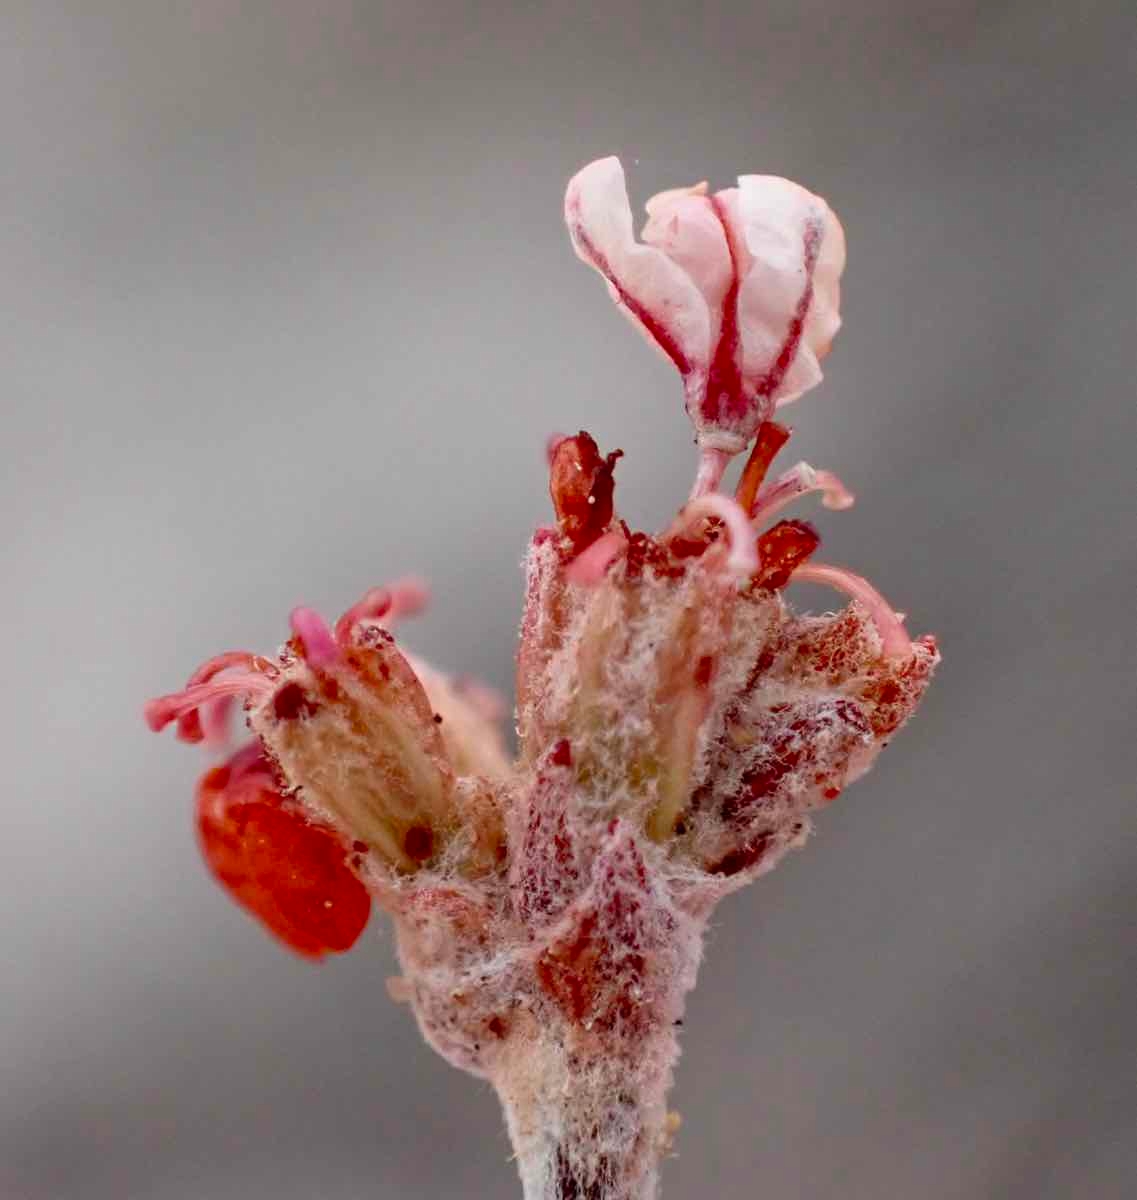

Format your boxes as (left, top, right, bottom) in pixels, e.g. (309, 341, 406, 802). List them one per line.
(548, 431, 623, 556)
(565, 157, 845, 455)
(754, 518, 821, 590)
(195, 744, 371, 958)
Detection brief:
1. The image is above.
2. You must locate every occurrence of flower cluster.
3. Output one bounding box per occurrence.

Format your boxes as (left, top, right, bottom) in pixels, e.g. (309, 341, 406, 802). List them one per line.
(145, 157, 937, 1200)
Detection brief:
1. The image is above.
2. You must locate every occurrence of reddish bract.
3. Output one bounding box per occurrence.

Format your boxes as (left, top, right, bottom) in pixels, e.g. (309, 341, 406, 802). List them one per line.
(196, 750, 370, 959)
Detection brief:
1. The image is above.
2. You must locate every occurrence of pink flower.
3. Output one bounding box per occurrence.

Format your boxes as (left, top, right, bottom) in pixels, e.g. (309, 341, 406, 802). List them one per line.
(565, 156, 845, 476)
(143, 158, 936, 1200)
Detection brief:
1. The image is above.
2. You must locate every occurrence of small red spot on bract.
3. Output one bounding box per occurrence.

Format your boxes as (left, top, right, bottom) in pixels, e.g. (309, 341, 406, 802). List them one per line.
(196, 765, 369, 959)
(272, 681, 316, 721)
(694, 656, 715, 688)
(550, 739, 573, 768)
(403, 825, 434, 862)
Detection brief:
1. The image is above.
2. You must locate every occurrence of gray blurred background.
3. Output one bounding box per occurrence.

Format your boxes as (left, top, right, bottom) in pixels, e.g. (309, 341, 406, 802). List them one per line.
(2, 3, 1134, 1197)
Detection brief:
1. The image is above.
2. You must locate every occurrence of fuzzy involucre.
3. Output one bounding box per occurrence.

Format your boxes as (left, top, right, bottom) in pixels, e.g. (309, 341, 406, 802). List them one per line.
(145, 157, 938, 1200)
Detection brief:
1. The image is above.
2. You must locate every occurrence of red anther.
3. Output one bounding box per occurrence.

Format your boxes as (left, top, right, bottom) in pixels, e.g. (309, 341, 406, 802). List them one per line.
(754, 519, 821, 591)
(735, 421, 791, 515)
(196, 750, 370, 959)
(548, 431, 623, 556)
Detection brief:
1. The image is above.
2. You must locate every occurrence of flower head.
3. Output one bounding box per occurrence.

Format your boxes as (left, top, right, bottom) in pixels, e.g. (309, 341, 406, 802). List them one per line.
(565, 156, 845, 466)
(143, 156, 936, 1200)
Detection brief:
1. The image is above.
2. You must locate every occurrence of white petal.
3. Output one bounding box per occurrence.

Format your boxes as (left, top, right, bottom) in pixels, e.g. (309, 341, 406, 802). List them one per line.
(565, 157, 711, 376)
(734, 176, 846, 406)
(642, 183, 733, 334)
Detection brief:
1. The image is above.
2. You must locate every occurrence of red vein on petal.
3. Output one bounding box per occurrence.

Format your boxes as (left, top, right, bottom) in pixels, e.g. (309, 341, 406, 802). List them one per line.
(566, 204, 691, 376)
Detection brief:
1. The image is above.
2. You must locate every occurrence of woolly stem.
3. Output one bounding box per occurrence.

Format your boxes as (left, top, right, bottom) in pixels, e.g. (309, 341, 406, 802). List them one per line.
(494, 1018, 678, 1200)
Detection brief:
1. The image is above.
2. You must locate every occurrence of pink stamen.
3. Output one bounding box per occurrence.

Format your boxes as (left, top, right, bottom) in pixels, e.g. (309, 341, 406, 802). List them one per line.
(185, 651, 265, 688)
(175, 710, 206, 744)
(667, 494, 759, 577)
(334, 577, 432, 644)
(144, 673, 275, 733)
(749, 462, 854, 528)
(565, 530, 628, 585)
(175, 651, 268, 742)
(289, 607, 339, 669)
(334, 587, 393, 644)
(200, 696, 235, 746)
(791, 563, 912, 658)
(386, 576, 430, 622)
(688, 447, 731, 500)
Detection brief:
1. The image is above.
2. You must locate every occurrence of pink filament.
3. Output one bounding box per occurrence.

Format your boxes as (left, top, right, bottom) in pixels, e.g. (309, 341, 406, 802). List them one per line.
(199, 696, 235, 746)
(175, 651, 266, 742)
(185, 651, 263, 688)
(385, 576, 430, 622)
(565, 530, 627, 585)
(688, 447, 731, 500)
(668, 493, 759, 577)
(749, 462, 855, 527)
(144, 673, 275, 733)
(334, 587, 392, 644)
(333, 577, 431, 643)
(791, 563, 911, 658)
(289, 607, 339, 668)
